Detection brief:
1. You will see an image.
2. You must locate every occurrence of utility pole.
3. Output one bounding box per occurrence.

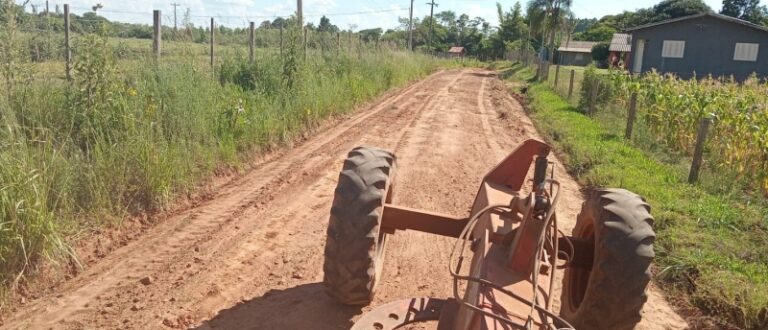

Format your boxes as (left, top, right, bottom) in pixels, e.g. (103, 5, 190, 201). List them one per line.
(153, 10, 162, 62)
(426, 0, 437, 51)
(210, 18, 215, 68)
(297, 0, 303, 29)
(171, 3, 181, 31)
(408, 0, 414, 51)
(64, 4, 71, 81)
(249, 22, 255, 63)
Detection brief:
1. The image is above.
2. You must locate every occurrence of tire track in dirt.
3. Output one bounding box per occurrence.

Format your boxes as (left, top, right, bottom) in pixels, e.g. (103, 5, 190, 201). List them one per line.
(1, 69, 687, 330)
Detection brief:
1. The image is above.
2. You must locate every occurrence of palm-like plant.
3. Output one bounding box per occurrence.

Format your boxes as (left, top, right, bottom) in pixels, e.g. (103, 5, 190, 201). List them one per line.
(526, 0, 572, 61)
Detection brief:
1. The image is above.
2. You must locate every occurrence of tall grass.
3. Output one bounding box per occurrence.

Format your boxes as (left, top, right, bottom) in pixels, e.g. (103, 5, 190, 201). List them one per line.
(0, 7, 440, 291)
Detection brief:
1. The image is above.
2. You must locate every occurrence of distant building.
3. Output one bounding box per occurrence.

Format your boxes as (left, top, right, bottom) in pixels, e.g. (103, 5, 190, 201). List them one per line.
(627, 13, 768, 80)
(448, 46, 466, 58)
(609, 33, 632, 68)
(556, 41, 598, 66)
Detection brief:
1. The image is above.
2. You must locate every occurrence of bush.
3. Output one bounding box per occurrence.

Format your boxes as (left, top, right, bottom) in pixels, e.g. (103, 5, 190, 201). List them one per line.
(578, 65, 614, 113)
(591, 42, 610, 68)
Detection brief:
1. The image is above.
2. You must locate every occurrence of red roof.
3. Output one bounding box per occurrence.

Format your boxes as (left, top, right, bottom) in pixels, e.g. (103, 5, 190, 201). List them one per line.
(448, 47, 466, 53)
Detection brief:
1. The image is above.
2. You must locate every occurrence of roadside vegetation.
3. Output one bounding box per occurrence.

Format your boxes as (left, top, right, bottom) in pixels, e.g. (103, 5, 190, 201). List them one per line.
(608, 71, 768, 195)
(502, 61, 768, 329)
(0, 0, 446, 296)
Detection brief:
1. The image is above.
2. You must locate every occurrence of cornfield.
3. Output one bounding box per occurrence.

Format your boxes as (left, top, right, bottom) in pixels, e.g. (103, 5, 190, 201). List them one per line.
(610, 70, 768, 194)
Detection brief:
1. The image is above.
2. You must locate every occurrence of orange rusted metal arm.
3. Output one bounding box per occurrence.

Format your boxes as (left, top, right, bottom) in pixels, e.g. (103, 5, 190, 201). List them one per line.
(381, 204, 469, 238)
(484, 139, 550, 190)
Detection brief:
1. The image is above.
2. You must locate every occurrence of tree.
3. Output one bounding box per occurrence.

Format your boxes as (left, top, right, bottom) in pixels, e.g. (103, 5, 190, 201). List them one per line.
(574, 23, 616, 42)
(591, 42, 610, 67)
(573, 18, 597, 33)
(721, 0, 768, 25)
(651, 0, 711, 21)
(359, 28, 383, 42)
(478, 2, 528, 59)
(317, 15, 339, 33)
(526, 0, 573, 61)
(271, 17, 287, 29)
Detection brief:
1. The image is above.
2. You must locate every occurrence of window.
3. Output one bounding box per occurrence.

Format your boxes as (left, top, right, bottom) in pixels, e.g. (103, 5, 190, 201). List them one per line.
(734, 43, 759, 62)
(575, 53, 584, 61)
(662, 40, 685, 58)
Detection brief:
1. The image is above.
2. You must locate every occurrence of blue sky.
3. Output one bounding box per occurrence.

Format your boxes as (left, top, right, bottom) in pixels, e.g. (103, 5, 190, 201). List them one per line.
(23, 0, 767, 30)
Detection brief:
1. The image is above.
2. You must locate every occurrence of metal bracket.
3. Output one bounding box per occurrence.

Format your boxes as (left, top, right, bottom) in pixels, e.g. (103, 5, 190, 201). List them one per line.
(351, 298, 448, 330)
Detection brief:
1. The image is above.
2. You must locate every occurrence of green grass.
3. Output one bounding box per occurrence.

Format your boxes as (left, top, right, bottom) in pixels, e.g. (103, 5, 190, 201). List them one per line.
(0, 28, 446, 294)
(504, 62, 768, 329)
(545, 64, 610, 106)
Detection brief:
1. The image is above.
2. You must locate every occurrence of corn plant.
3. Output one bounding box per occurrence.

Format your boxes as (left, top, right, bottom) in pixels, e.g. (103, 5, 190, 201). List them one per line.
(610, 70, 768, 194)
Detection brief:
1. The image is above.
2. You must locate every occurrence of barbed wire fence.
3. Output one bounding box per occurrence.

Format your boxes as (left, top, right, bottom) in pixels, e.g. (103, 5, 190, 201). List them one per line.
(13, 2, 412, 79)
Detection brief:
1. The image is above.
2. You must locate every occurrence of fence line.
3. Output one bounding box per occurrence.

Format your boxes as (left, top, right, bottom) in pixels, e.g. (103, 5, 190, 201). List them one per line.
(11, 4, 410, 80)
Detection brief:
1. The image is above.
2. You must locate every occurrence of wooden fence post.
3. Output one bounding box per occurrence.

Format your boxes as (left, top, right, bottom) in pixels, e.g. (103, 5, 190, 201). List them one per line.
(279, 25, 284, 57)
(153, 10, 161, 62)
(567, 69, 575, 100)
(303, 27, 308, 60)
(210, 18, 214, 69)
(588, 82, 598, 116)
(625, 92, 638, 139)
(554, 64, 561, 90)
(249, 22, 255, 63)
(64, 4, 71, 81)
(523, 48, 527, 65)
(688, 117, 712, 184)
(336, 32, 340, 55)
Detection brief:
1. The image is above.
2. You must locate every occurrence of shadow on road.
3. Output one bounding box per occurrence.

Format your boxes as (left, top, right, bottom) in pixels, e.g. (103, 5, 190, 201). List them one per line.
(193, 282, 360, 330)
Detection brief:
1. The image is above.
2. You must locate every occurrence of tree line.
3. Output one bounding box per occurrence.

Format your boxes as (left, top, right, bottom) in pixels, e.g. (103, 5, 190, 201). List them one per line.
(6, 0, 768, 61)
(575, 0, 768, 43)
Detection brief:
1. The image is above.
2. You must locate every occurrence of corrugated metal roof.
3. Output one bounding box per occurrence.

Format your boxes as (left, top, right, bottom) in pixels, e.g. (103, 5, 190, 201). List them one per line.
(557, 41, 599, 53)
(448, 46, 465, 53)
(609, 33, 632, 52)
(626, 12, 768, 33)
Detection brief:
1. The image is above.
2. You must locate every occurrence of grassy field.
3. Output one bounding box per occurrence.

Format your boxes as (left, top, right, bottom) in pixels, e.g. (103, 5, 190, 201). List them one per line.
(503, 62, 768, 329)
(0, 23, 458, 295)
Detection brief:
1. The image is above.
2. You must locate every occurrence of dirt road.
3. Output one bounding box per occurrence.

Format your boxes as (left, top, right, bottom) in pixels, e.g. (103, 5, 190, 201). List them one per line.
(2, 69, 688, 330)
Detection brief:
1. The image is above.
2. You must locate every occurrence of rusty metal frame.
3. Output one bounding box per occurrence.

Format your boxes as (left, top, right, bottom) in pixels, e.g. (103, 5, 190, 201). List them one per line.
(381, 204, 468, 237)
(381, 203, 588, 266)
(355, 139, 584, 330)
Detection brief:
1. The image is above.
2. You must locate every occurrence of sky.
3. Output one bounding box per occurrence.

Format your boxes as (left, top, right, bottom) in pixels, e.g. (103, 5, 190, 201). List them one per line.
(21, 0, 768, 31)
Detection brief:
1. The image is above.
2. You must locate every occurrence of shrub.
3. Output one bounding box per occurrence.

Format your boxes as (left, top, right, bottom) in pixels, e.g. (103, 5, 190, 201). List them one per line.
(578, 65, 614, 113)
(591, 42, 610, 68)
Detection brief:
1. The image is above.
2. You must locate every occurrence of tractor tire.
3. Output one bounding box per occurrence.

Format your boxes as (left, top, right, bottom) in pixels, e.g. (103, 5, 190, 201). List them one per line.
(322, 146, 396, 306)
(560, 188, 656, 330)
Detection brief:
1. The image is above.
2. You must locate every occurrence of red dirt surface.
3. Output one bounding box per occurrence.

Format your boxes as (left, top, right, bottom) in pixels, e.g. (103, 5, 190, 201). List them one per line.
(1, 69, 687, 330)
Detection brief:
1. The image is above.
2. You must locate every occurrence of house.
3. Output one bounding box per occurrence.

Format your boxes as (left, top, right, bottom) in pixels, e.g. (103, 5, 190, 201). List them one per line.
(609, 33, 632, 68)
(627, 13, 768, 80)
(556, 41, 598, 66)
(448, 46, 466, 58)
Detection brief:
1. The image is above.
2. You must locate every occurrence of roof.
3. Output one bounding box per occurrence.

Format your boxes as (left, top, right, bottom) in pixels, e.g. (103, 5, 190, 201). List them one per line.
(609, 33, 632, 52)
(557, 41, 599, 53)
(448, 46, 466, 53)
(626, 12, 768, 33)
